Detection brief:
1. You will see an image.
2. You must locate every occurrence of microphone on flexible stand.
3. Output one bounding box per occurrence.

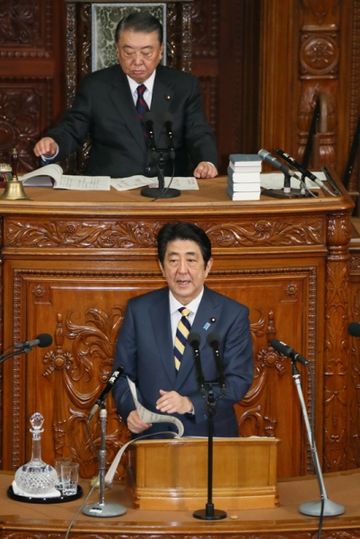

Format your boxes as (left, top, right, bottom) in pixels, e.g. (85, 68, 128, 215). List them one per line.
(271, 338, 344, 517)
(144, 113, 157, 153)
(207, 333, 226, 390)
(188, 332, 205, 393)
(141, 112, 180, 199)
(258, 148, 309, 199)
(275, 148, 336, 197)
(88, 367, 124, 421)
(164, 115, 176, 161)
(0, 333, 53, 364)
(190, 330, 227, 521)
(270, 339, 309, 366)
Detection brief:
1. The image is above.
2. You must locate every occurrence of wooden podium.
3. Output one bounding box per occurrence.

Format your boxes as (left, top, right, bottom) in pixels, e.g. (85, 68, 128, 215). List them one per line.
(130, 436, 279, 511)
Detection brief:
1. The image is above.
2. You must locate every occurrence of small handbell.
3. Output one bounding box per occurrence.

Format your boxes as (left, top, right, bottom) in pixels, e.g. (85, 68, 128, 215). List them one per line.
(0, 175, 30, 200)
(0, 147, 30, 200)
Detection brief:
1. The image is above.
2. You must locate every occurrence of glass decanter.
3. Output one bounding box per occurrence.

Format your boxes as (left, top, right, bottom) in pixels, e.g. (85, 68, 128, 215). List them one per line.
(14, 412, 58, 496)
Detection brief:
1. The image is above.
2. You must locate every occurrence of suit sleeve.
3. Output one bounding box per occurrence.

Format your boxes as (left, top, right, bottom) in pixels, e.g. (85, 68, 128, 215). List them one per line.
(47, 76, 93, 160)
(183, 77, 218, 168)
(112, 301, 139, 421)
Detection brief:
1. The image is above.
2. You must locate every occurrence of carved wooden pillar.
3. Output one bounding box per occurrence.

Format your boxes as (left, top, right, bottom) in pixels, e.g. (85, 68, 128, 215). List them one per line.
(297, 0, 340, 170)
(323, 210, 353, 471)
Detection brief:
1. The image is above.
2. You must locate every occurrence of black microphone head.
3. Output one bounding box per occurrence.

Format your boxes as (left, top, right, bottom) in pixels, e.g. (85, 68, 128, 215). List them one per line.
(207, 332, 220, 347)
(271, 339, 291, 357)
(37, 333, 53, 348)
(349, 322, 360, 337)
(188, 332, 200, 348)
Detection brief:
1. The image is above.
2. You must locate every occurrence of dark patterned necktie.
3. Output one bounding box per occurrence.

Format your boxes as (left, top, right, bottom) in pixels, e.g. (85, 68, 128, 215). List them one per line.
(174, 307, 191, 371)
(136, 84, 149, 120)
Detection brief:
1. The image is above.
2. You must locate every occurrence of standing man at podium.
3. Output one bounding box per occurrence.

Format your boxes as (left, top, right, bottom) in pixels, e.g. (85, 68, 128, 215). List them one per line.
(33, 12, 218, 179)
(113, 222, 253, 437)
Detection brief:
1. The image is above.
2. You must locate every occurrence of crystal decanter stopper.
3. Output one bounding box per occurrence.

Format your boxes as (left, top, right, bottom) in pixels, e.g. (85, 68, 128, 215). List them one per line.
(14, 412, 58, 496)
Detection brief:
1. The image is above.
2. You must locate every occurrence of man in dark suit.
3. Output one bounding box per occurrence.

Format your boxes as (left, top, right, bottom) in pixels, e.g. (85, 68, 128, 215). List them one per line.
(33, 12, 218, 179)
(112, 222, 253, 437)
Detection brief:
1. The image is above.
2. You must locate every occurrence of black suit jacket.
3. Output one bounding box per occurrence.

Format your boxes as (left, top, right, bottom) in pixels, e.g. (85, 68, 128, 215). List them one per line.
(112, 286, 253, 437)
(48, 64, 217, 177)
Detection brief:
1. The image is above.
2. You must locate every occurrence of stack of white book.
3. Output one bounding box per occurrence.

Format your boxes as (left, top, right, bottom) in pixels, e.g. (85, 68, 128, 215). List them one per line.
(227, 153, 262, 200)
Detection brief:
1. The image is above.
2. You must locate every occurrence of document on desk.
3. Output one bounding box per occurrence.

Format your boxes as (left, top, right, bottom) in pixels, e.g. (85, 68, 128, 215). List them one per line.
(55, 175, 111, 190)
(111, 175, 199, 191)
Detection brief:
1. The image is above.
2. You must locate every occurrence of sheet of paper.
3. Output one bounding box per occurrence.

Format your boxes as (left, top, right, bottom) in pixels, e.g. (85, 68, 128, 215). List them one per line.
(110, 175, 199, 191)
(127, 377, 184, 437)
(55, 175, 111, 191)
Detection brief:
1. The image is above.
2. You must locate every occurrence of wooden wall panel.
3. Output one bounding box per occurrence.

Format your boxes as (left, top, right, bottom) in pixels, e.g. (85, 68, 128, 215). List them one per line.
(0, 0, 65, 169)
(0, 199, 345, 481)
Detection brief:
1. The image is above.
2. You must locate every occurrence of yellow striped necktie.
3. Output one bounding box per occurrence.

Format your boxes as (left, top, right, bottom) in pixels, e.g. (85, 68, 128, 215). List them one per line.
(174, 307, 191, 371)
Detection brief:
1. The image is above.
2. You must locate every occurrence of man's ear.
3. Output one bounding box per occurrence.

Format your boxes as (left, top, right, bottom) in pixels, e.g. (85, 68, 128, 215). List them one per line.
(158, 260, 165, 277)
(205, 257, 213, 277)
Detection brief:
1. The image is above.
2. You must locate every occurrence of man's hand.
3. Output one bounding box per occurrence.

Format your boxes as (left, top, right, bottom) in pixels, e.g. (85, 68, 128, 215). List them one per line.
(193, 161, 218, 179)
(156, 389, 193, 415)
(127, 410, 152, 434)
(33, 137, 59, 158)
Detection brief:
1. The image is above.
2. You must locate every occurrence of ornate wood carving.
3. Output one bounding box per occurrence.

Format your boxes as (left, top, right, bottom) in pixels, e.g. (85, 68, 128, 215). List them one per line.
(0, 0, 53, 58)
(323, 211, 352, 471)
(0, 80, 51, 168)
(4, 216, 325, 249)
(297, 1, 340, 169)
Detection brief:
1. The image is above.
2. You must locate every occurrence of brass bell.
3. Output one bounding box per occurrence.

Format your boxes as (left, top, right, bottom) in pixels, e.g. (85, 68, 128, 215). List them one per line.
(0, 174, 30, 200)
(0, 148, 30, 200)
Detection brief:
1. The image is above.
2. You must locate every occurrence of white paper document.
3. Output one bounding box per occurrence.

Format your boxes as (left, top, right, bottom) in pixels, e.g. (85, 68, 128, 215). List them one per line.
(104, 377, 183, 486)
(127, 377, 184, 437)
(110, 175, 199, 191)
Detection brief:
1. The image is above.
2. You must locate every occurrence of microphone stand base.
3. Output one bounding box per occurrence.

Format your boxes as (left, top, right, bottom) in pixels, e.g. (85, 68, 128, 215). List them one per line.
(262, 188, 316, 199)
(298, 498, 345, 517)
(82, 502, 127, 518)
(193, 504, 227, 520)
(141, 185, 180, 198)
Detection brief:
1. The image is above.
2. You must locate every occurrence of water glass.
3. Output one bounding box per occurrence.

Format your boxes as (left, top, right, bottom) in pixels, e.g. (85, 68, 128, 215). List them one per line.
(57, 460, 79, 495)
(55, 458, 73, 490)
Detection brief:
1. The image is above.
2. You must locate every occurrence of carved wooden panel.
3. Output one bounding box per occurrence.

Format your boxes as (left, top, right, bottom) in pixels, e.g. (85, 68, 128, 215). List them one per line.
(0, 204, 334, 480)
(0, 0, 64, 171)
(0, 0, 53, 58)
(2, 261, 321, 480)
(0, 80, 52, 169)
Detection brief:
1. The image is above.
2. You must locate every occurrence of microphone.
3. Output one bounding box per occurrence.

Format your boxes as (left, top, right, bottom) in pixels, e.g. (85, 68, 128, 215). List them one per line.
(144, 112, 157, 152)
(349, 322, 360, 337)
(14, 333, 53, 351)
(275, 148, 319, 182)
(271, 339, 309, 365)
(88, 367, 124, 421)
(258, 148, 300, 179)
(275, 148, 336, 197)
(188, 332, 205, 391)
(207, 332, 226, 389)
(164, 114, 175, 160)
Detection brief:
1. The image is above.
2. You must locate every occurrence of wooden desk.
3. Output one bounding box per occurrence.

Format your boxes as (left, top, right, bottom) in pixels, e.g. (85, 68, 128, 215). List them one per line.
(0, 177, 354, 482)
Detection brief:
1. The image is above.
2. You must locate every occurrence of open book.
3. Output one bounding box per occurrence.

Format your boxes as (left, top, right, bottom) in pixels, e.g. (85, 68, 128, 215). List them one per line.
(19, 164, 111, 190)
